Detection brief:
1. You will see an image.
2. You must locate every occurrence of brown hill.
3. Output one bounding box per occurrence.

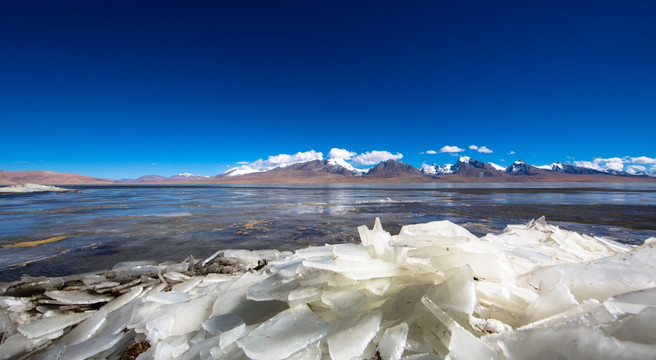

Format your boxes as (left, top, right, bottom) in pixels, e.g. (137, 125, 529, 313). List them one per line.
(0, 170, 115, 185)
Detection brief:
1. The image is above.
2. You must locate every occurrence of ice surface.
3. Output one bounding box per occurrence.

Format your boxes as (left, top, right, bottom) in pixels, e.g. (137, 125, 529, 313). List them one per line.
(0, 183, 72, 193)
(18, 312, 91, 339)
(378, 322, 409, 360)
(3, 218, 655, 360)
(44, 290, 112, 305)
(237, 304, 330, 360)
(328, 311, 382, 360)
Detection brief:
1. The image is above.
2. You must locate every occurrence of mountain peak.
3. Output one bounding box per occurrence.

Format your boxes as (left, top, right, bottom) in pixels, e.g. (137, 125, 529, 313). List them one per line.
(366, 160, 423, 178)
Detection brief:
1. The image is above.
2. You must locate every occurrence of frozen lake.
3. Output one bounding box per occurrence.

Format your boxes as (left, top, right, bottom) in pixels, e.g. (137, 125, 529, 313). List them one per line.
(1, 182, 656, 281)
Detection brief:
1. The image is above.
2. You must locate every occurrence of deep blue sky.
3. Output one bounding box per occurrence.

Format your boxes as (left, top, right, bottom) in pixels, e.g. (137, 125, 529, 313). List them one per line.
(1, 1, 654, 178)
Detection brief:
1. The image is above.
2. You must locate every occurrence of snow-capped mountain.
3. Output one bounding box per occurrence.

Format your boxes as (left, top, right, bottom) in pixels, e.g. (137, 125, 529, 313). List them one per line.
(327, 158, 367, 174)
(505, 160, 543, 175)
(170, 173, 207, 179)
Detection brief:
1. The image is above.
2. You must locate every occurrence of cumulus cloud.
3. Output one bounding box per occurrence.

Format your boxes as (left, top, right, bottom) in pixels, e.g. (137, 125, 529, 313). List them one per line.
(240, 150, 324, 171)
(439, 146, 465, 154)
(573, 157, 626, 172)
(470, 145, 493, 153)
(631, 156, 656, 165)
(328, 148, 357, 160)
(508, 151, 515, 155)
(352, 150, 403, 166)
(626, 165, 647, 174)
(424, 150, 437, 155)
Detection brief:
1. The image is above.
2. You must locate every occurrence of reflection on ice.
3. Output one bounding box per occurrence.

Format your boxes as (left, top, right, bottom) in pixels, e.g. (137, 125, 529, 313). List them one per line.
(1, 217, 656, 359)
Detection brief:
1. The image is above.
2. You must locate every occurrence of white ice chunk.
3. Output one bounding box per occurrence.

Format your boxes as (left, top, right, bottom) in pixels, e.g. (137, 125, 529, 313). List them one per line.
(59, 332, 123, 360)
(171, 277, 203, 293)
(493, 326, 656, 359)
(321, 290, 367, 318)
(58, 309, 107, 346)
(395, 220, 479, 242)
(247, 275, 299, 301)
(328, 311, 383, 360)
(44, 290, 112, 305)
(520, 282, 578, 325)
(605, 287, 656, 314)
(102, 285, 143, 313)
(286, 340, 322, 360)
(145, 291, 190, 304)
(18, 312, 92, 339)
(219, 322, 247, 351)
(608, 307, 656, 344)
(427, 266, 476, 315)
(202, 314, 243, 336)
(378, 322, 409, 360)
(420, 296, 496, 359)
(237, 304, 329, 360)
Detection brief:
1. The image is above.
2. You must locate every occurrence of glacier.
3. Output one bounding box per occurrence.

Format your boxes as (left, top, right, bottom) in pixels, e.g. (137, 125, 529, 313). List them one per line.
(1, 218, 655, 359)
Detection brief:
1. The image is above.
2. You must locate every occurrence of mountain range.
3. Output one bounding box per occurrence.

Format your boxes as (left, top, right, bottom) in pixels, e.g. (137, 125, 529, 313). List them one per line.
(1, 157, 655, 185)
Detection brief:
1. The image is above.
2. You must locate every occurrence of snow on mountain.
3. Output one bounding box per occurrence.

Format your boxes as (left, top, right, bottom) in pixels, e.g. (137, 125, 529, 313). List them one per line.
(488, 162, 506, 171)
(420, 163, 453, 175)
(327, 158, 367, 174)
(536, 163, 564, 171)
(171, 173, 207, 179)
(223, 166, 261, 177)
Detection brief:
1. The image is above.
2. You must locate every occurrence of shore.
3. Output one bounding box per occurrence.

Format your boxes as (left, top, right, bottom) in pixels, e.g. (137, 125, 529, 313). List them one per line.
(1, 218, 655, 359)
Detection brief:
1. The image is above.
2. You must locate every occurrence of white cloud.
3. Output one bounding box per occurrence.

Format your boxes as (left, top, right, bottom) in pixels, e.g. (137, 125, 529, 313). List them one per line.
(508, 151, 515, 155)
(240, 150, 324, 172)
(574, 157, 627, 172)
(328, 148, 356, 160)
(439, 145, 465, 153)
(352, 150, 403, 166)
(631, 156, 656, 165)
(425, 150, 437, 155)
(469, 145, 492, 153)
(626, 165, 647, 174)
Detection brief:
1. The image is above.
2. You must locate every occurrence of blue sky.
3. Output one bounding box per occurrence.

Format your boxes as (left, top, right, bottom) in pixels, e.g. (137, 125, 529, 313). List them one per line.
(1, 1, 654, 179)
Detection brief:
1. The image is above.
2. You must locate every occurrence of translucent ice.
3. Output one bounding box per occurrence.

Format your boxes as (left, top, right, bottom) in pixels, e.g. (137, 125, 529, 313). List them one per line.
(328, 311, 383, 360)
(237, 304, 329, 360)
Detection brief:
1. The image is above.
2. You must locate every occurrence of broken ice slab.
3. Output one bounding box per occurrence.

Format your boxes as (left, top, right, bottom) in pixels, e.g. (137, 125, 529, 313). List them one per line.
(237, 304, 329, 360)
(145, 291, 191, 304)
(321, 290, 367, 318)
(102, 285, 143, 313)
(0, 332, 56, 360)
(427, 266, 476, 315)
(490, 326, 656, 360)
(171, 276, 203, 293)
(18, 312, 92, 339)
(518, 299, 616, 331)
(202, 314, 244, 336)
(420, 296, 496, 359)
(145, 296, 214, 340)
(608, 307, 656, 344)
(395, 220, 479, 241)
(303, 256, 410, 280)
(59, 332, 124, 360)
(604, 287, 656, 315)
(378, 322, 409, 360)
(247, 274, 300, 302)
(525, 245, 656, 302)
(327, 311, 382, 360)
(44, 290, 112, 305)
(519, 282, 578, 325)
(58, 309, 107, 346)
